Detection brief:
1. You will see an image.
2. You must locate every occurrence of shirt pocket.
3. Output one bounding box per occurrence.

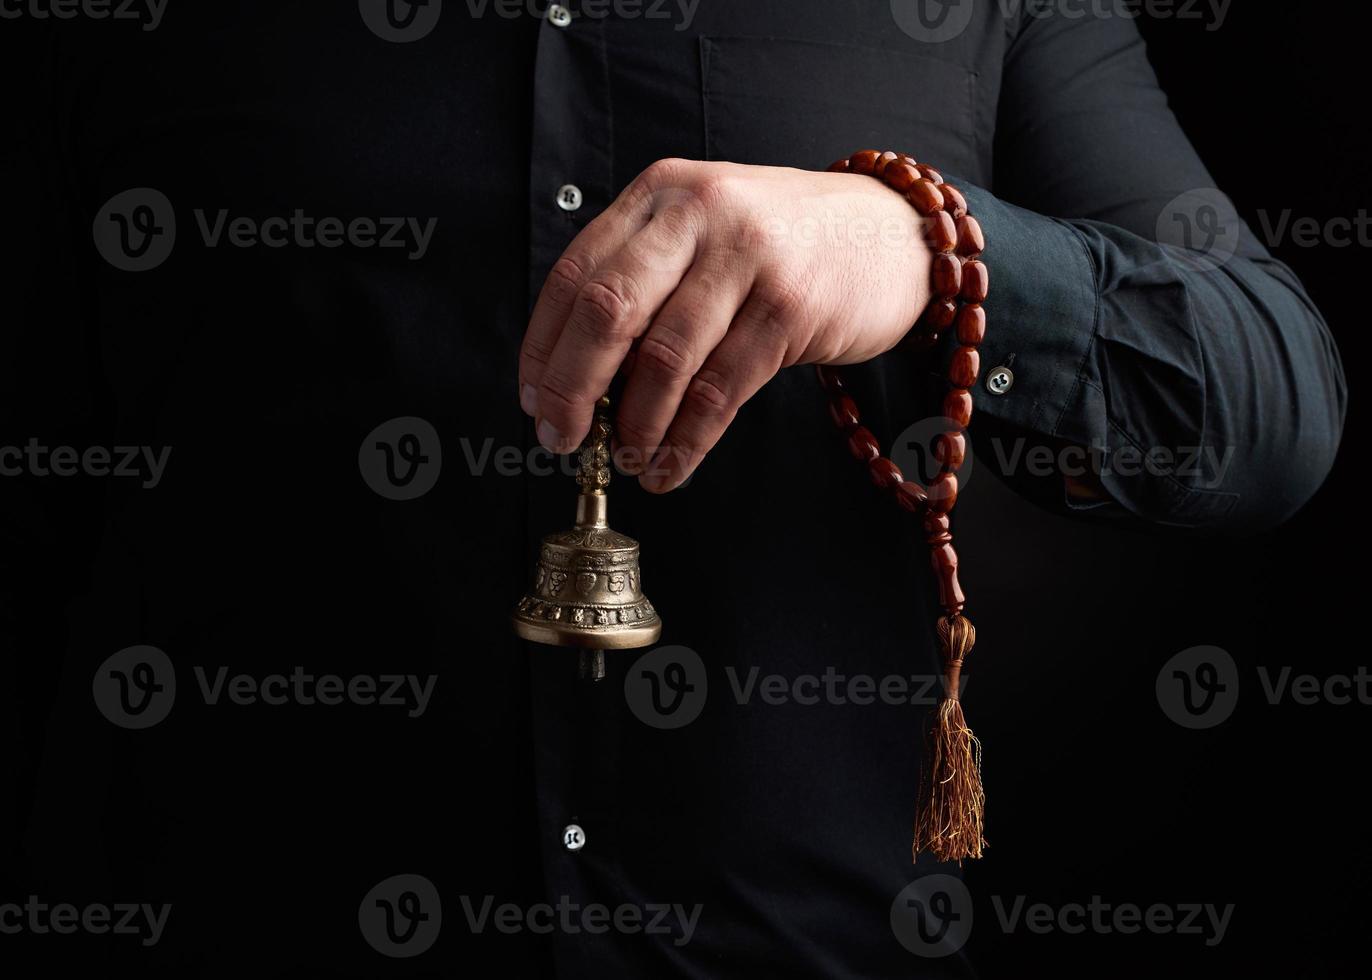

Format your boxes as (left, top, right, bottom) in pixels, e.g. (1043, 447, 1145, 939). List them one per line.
(700, 36, 980, 180)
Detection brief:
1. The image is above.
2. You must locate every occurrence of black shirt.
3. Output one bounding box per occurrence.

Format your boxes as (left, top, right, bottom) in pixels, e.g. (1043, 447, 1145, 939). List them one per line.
(3, 2, 1345, 977)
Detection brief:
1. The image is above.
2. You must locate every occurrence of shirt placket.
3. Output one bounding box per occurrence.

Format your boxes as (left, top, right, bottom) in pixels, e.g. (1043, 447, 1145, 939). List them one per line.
(526, 5, 625, 976)
(527, 2, 615, 306)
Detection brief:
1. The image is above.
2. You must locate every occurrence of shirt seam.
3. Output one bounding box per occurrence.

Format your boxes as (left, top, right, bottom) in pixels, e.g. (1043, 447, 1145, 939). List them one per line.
(1050, 218, 1102, 440)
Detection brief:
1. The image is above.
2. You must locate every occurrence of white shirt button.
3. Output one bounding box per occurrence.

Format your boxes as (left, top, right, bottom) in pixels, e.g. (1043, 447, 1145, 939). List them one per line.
(986, 366, 1014, 395)
(556, 184, 583, 212)
(548, 4, 572, 28)
(562, 823, 585, 851)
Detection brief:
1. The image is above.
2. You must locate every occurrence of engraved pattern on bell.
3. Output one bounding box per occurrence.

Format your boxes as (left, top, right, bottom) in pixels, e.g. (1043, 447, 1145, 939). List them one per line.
(512, 396, 662, 651)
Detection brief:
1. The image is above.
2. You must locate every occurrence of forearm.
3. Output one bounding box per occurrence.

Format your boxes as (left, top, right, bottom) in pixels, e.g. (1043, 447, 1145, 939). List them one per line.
(959, 184, 1346, 531)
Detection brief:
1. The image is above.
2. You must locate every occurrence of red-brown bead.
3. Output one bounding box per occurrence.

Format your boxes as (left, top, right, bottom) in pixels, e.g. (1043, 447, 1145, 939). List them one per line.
(934, 430, 967, 472)
(923, 512, 952, 542)
(943, 388, 973, 428)
(949, 346, 981, 389)
(868, 456, 904, 490)
(917, 164, 944, 186)
(928, 472, 959, 513)
(874, 150, 899, 177)
(931, 252, 963, 300)
(893, 480, 928, 513)
(849, 150, 882, 175)
(815, 364, 845, 395)
(954, 303, 986, 346)
(956, 215, 985, 257)
(960, 259, 989, 303)
(927, 212, 957, 253)
(882, 161, 921, 192)
(922, 298, 958, 332)
(827, 158, 851, 173)
(848, 425, 881, 462)
(905, 332, 940, 354)
(829, 394, 860, 431)
(907, 179, 945, 216)
(930, 541, 958, 572)
(936, 564, 966, 614)
(939, 183, 968, 220)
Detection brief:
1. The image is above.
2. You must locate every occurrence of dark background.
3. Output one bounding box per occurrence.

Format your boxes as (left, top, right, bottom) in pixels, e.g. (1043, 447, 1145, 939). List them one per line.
(2, 2, 1367, 977)
(959, 6, 1369, 976)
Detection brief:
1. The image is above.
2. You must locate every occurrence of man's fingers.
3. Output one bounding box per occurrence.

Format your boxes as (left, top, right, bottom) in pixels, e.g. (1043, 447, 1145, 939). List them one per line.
(519, 212, 644, 413)
(640, 286, 797, 492)
(518, 158, 697, 416)
(614, 258, 748, 476)
(533, 203, 703, 452)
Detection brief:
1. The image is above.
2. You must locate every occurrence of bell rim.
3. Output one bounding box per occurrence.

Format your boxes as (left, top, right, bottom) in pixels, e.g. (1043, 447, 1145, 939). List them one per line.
(511, 613, 662, 650)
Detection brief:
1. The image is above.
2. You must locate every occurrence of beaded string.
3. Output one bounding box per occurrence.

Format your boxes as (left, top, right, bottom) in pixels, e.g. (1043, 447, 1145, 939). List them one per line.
(820, 149, 989, 863)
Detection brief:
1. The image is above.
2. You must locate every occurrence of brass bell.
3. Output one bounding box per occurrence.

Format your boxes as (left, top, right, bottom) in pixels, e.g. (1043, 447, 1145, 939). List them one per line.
(512, 395, 662, 679)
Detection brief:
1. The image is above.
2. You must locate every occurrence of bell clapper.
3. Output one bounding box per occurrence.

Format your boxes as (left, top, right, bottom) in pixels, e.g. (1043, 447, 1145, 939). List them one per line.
(578, 649, 607, 681)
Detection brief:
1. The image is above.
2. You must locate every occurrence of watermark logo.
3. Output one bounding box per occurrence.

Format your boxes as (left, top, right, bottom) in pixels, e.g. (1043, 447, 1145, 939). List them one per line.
(360, 416, 443, 500)
(891, 874, 974, 957)
(359, 0, 443, 42)
(892, 414, 973, 497)
(1159, 645, 1371, 728)
(93, 645, 177, 730)
(93, 651, 437, 728)
(93, 189, 439, 270)
(93, 188, 176, 272)
(625, 645, 707, 729)
(1156, 645, 1239, 729)
(891, 0, 976, 43)
(359, 874, 442, 957)
(1156, 188, 1242, 272)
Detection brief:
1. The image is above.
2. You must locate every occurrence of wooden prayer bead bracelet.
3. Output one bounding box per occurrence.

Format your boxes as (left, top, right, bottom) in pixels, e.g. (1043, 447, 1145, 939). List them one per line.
(818, 149, 988, 619)
(819, 148, 990, 863)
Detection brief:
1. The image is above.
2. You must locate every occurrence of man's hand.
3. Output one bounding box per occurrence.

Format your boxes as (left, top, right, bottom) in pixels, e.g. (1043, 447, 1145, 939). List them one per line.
(518, 158, 934, 491)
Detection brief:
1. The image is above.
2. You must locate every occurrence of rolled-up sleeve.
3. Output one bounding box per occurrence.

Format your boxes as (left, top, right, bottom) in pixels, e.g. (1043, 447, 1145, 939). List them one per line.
(951, 9, 1346, 532)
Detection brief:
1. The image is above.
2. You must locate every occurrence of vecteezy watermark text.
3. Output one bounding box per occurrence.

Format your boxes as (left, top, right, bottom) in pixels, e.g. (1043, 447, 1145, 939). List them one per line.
(1, 440, 171, 488)
(93, 188, 439, 272)
(0, 0, 167, 30)
(727, 666, 957, 707)
(0, 896, 171, 947)
(459, 895, 703, 947)
(1158, 645, 1372, 729)
(93, 645, 439, 729)
(991, 895, 1234, 947)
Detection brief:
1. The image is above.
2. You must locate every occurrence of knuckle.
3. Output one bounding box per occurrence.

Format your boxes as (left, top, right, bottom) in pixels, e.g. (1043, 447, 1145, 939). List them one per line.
(636, 327, 696, 382)
(538, 369, 584, 418)
(520, 333, 554, 367)
(613, 414, 657, 448)
(751, 273, 808, 327)
(644, 200, 699, 251)
(641, 157, 690, 189)
(734, 210, 775, 252)
(685, 368, 733, 416)
(574, 273, 637, 342)
(545, 255, 590, 306)
(694, 172, 741, 213)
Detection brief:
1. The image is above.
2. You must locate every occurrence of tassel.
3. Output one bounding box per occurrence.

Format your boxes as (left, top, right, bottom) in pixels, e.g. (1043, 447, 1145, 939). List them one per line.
(912, 614, 986, 863)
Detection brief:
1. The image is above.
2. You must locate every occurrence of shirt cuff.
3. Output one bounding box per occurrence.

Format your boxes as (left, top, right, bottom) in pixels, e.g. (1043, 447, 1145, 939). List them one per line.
(953, 183, 1099, 441)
